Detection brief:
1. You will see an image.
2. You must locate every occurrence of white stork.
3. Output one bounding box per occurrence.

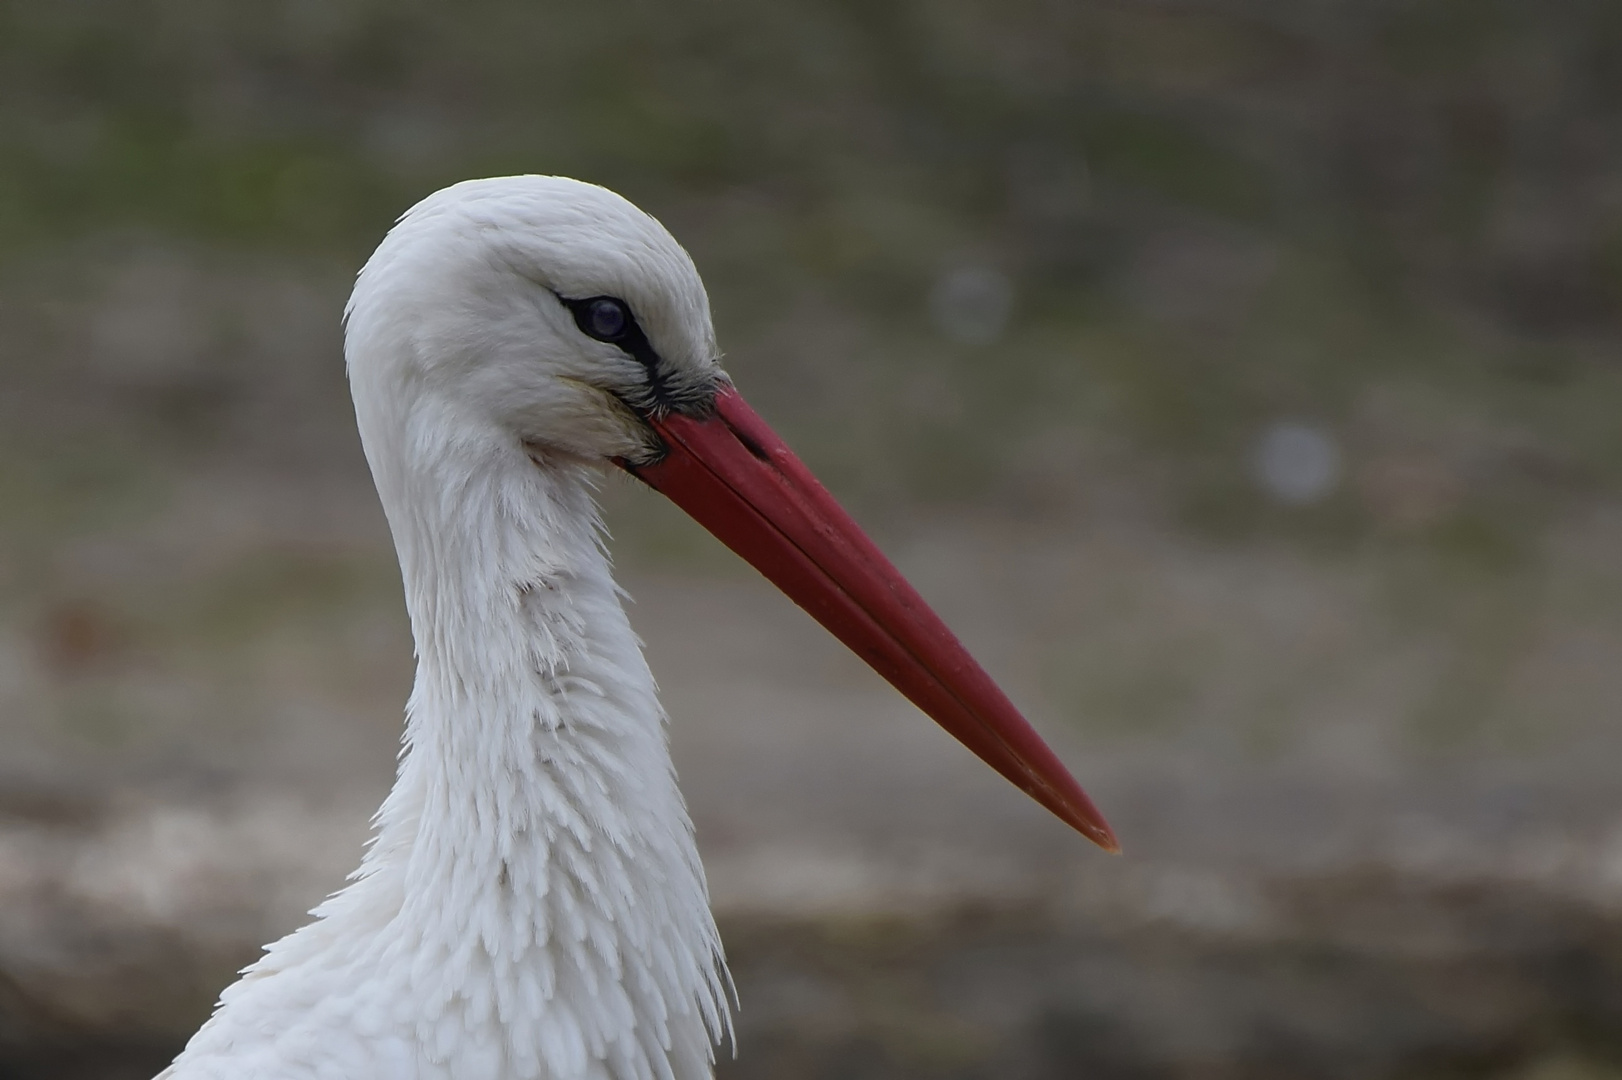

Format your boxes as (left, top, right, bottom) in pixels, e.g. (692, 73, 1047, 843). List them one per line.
(158, 176, 1116, 1080)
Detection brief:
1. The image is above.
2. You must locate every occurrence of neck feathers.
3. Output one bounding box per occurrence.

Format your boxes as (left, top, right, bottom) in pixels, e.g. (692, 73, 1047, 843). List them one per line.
(170, 408, 730, 1080)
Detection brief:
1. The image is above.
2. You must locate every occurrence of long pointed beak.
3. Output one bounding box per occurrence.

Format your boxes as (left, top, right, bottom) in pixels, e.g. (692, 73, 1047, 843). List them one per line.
(618, 384, 1118, 853)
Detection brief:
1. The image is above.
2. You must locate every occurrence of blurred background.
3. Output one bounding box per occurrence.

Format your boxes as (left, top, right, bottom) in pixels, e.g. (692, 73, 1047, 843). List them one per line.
(2, 1, 1622, 1077)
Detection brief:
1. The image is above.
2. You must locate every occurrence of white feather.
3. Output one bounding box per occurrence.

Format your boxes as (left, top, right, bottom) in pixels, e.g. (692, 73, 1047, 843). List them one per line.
(161, 177, 732, 1080)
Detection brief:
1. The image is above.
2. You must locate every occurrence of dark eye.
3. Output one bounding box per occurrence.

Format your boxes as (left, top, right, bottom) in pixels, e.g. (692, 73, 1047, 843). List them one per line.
(581, 297, 630, 342)
(557, 291, 668, 390)
(556, 291, 683, 409)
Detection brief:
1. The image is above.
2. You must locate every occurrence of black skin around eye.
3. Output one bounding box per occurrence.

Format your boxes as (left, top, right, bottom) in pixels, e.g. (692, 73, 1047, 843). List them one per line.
(554, 292, 723, 418)
(557, 292, 672, 407)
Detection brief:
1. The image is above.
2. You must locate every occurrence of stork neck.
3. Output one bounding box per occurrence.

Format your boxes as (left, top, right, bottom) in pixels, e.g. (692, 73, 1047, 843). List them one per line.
(340, 407, 729, 1075)
(368, 411, 666, 862)
(392, 437, 614, 706)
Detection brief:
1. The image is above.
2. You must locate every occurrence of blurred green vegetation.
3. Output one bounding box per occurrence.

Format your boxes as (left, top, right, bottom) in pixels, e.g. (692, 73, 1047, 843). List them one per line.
(2, 0, 1621, 751)
(3, 0, 1620, 493)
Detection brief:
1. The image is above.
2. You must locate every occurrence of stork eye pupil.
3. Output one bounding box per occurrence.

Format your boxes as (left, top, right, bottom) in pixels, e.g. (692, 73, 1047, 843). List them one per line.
(585, 298, 629, 341)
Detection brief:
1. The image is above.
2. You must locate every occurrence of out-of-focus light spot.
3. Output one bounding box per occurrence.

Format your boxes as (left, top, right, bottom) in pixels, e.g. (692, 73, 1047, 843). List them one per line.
(928, 266, 1014, 346)
(1253, 421, 1341, 505)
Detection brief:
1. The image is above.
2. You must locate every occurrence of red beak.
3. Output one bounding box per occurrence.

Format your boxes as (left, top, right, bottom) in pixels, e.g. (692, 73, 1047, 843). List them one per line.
(619, 384, 1118, 853)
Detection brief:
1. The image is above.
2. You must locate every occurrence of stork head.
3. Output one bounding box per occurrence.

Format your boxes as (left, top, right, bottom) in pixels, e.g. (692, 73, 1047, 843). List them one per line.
(346, 175, 1119, 853)
(345, 175, 723, 466)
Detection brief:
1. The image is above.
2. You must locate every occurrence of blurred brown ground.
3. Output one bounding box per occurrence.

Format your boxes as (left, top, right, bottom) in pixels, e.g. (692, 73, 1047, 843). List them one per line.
(1, 2, 1621, 1077)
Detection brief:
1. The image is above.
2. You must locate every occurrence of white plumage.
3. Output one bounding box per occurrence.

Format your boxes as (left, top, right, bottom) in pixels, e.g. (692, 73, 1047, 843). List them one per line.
(163, 178, 730, 1080)
(159, 174, 1114, 1080)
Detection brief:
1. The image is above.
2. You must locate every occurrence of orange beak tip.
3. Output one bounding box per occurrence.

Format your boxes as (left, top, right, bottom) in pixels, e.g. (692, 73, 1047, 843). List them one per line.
(1068, 804, 1121, 854)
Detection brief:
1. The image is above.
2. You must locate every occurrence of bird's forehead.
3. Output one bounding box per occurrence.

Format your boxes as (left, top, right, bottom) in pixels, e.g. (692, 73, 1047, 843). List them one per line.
(419, 178, 713, 355)
(502, 199, 699, 301)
